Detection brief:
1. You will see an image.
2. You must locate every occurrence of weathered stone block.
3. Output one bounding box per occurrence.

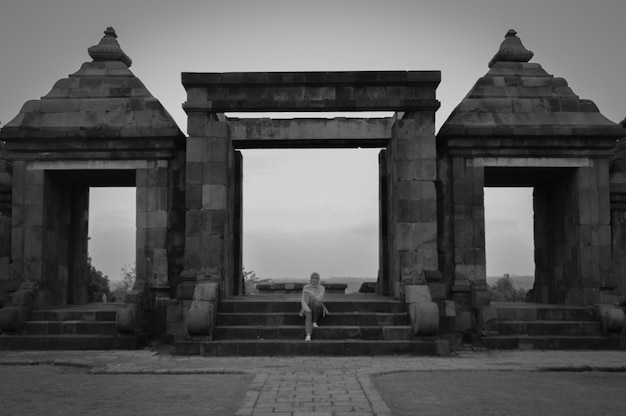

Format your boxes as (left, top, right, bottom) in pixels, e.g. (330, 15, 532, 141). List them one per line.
(204, 121, 230, 139)
(405, 285, 432, 303)
(145, 228, 167, 248)
(146, 210, 168, 228)
(205, 138, 229, 163)
(202, 163, 228, 185)
(116, 303, 139, 334)
(454, 308, 474, 332)
(176, 280, 196, 300)
(202, 184, 227, 210)
(0, 306, 21, 332)
(396, 181, 436, 200)
(186, 137, 206, 162)
(24, 227, 44, 260)
(414, 160, 437, 180)
(185, 210, 210, 237)
(184, 236, 203, 269)
(24, 184, 44, 206)
(166, 299, 183, 322)
(407, 301, 439, 335)
(185, 184, 202, 210)
(392, 119, 417, 137)
(202, 235, 225, 269)
(455, 264, 486, 282)
(428, 282, 447, 300)
(152, 249, 168, 274)
(395, 222, 437, 250)
(192, 281, 219, 301)
(209, 210, 228, 235)
(186, 162, 203, 185)
(187, 300, 215, 336)
(420, 249, 439, 271)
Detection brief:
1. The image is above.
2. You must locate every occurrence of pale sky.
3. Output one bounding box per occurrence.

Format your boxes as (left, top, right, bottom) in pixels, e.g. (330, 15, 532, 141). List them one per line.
(1, 0, 625, 281)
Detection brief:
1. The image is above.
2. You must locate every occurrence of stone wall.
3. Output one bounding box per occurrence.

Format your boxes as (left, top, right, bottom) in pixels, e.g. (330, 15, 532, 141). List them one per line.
(610, 138, 626, 301)
(183, 115, 237, 297)
(385, 111, 439, 298)
(534, 163, 613, 304)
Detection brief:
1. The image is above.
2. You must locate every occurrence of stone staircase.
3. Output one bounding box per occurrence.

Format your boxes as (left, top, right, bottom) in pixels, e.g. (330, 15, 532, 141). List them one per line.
(176, 294, 450, 356)
(0, 303, 143, 350)
(481, 302, 626, 350)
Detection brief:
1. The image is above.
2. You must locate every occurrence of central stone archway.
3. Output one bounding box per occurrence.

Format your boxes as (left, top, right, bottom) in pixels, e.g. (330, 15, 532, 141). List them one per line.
(180, 71, 442, 300)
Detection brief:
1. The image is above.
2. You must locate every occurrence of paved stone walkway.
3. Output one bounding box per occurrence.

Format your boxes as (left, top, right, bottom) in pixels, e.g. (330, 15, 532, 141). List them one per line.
(1, 349, 625, 415)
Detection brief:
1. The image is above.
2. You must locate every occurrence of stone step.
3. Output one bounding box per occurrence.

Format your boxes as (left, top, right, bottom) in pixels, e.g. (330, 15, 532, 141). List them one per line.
(30, 309, 118, 322)
(216, 312, 410, 326)
(21, 321, 118, 336)
(492, 305, 594, 322)
(481, 335, 626, 350)
(0, 334, 143, 350)
(213, 325, 414, 341)
(497, 321, 601, 337)
(176, 338, 450, 356)
(219, 298, 407, 314)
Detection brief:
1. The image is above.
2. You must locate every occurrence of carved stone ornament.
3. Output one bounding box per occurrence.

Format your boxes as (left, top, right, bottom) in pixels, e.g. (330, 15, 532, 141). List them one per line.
(87, 26, 132, 67)
(488, 29, 534, 68)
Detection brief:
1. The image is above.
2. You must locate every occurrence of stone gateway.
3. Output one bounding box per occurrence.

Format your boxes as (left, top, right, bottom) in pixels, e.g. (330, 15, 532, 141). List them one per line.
(0, 28, 624, 353)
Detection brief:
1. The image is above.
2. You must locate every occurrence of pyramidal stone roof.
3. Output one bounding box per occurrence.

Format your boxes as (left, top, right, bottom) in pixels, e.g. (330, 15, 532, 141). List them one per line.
(438, 30, 625, 139)
(0, 27, 183, 140)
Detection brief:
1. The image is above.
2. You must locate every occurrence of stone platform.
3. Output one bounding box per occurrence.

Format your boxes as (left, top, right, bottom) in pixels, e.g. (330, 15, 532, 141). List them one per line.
(176, 293, 450, 356)
(0, 303, 144, 350)
(255, 282, 348, 294)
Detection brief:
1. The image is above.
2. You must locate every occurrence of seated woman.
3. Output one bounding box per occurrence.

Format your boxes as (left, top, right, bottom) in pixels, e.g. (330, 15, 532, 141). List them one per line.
(300, 272, 329, 341)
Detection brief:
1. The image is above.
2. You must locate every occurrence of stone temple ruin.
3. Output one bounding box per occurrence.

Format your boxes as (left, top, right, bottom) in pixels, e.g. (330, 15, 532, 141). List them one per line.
(0, 28, 624, 354)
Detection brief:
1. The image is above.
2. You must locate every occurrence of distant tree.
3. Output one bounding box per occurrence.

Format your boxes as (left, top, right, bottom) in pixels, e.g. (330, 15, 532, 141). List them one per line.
(110, 264, 135, 302)
(488, 275, 527, 302)
(243, 268, 273, 294)
(86, 258, 111, 302)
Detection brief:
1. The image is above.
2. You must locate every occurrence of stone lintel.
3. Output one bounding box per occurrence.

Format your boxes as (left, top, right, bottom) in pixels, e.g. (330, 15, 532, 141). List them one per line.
(182, 71, 441, 87)
(26, 159, 168, 171)
(471, 157, 592, 168)
(183, 99, 440, 114)
(182, 71, 441, 113)
(229, 118, 393, 148)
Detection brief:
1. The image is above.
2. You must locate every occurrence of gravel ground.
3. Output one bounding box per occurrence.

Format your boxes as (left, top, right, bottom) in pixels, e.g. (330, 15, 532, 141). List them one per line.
(0, 365, 254, 416)
(373, 370, 626, 416)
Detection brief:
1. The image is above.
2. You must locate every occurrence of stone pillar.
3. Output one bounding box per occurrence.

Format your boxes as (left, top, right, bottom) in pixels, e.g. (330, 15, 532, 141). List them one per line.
(448, 157, 487, 332)
(378, 149, 390, 295)
(136, 162, 171, 298)
(451, 158, 486, 286)
(611, 140, 626, 302)
(69, 185, 89, 304)
(387, 111, 438, 299)
(534, 163, 613, 305)
(183, 113, 234, 298)
(233, 151, 243, 295)
(0, 157, 11, 285)
(10, 163, 46, 303)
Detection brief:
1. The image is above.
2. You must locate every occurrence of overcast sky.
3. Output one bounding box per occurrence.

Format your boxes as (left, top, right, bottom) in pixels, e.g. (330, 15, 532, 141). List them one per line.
(1, 0, 625, 281)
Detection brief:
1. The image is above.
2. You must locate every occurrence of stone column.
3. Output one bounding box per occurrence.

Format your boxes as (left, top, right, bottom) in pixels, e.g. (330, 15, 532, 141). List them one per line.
(449, 158, 487, 331)
(568, 163, 613, 304)
(378, 149, 390, 295)
(233, 151, 243, 295)
(451, 158, 486, 285)
(10, 163, 47, 304)
(136, 162, 171, 297)
(183, 113, 234, 298)
(387, 111, 438, 299)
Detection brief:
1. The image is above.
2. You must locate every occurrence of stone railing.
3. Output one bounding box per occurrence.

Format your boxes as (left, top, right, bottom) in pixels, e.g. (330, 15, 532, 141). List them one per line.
(256, 283, 347, 294)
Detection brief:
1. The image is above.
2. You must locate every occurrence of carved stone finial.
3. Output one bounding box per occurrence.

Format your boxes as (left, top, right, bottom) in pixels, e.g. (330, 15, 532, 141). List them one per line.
(88, 27, 132, 67)
(488, 29, 534, 68)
